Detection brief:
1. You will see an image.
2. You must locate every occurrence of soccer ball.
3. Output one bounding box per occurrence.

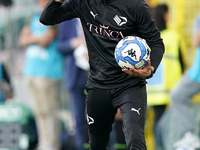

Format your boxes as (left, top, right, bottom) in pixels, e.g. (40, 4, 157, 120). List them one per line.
(115, 36, 151, 69)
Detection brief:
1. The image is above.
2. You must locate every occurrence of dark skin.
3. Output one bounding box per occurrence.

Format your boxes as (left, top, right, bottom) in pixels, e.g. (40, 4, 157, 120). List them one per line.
(122, 59, 154, 77)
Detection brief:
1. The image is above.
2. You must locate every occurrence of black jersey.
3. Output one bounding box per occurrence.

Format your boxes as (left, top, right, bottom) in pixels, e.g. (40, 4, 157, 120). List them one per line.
(40, 0, 164, 89)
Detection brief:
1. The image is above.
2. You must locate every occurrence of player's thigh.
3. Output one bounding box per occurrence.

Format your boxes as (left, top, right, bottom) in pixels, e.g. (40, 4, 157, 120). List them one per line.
(115, 85, 147, 149)
(117, 84, 147, 131)
(86, 88, 117, 137)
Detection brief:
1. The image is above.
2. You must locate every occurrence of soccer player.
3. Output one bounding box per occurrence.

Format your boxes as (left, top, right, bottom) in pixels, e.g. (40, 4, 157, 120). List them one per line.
(39, 0, 165, 149)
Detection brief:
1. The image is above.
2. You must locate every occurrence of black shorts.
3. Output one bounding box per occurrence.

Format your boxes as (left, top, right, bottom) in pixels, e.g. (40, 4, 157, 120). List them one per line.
(85, 83, 147, 150)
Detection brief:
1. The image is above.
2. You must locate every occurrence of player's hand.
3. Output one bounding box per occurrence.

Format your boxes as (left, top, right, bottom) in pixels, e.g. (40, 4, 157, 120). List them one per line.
(71, 37, 85, 49)
(54, 0, 65, 2)
(122, 59, 154, 78)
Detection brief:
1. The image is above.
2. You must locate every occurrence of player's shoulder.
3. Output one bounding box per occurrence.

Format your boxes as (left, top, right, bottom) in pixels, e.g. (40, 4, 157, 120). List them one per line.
(123, 0, 141, 5)
(116, 0, 147, 9)
(77, 0, 99, 7)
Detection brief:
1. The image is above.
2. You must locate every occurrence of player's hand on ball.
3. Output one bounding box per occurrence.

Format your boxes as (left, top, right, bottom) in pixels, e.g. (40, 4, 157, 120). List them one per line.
(122, 59, 154, 78)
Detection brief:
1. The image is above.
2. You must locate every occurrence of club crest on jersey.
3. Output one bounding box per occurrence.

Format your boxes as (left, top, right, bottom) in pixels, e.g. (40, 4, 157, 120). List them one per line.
(113, 15, 127, 26)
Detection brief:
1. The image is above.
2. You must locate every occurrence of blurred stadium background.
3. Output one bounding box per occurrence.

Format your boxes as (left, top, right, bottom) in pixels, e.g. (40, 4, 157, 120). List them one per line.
(0, 0, 200, 149)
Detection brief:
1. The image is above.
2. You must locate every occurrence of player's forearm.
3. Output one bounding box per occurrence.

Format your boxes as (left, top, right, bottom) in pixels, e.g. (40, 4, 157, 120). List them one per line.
(40, 0, 63, 26)
(19, 34, 39, 47)
(192, 29, 200, 47)
(150, 43, 165, 73)
(19, 33, 54, 48)
(54, 0, 64, 2)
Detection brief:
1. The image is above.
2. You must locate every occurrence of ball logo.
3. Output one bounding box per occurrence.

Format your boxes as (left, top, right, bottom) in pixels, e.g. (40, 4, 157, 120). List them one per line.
(146, 48, 151, 58)
(115, 36, 151, 69)
(125, 48, 137, 60)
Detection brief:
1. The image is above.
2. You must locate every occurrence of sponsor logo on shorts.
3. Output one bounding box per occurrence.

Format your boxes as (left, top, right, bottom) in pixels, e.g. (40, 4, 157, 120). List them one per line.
(131, 108, 141, 115)
(87, 114, 94, 125)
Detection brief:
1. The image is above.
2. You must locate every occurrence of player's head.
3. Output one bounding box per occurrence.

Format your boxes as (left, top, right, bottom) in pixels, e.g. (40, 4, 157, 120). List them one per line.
(153, 4, 169, 31)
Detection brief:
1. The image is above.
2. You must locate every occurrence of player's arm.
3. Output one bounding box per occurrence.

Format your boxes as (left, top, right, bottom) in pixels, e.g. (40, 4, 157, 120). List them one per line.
(19, 25, 57, 48)
(54, 0, 64, 2)
(192, 28, 200, 47)
(192, 16, 200, 47)
(40, 0, 79, 26)
(133, 1, 165, 74)
(123, 1, 163, 78)
(19, 25, 36, 47)
(39, 26, 57, 47)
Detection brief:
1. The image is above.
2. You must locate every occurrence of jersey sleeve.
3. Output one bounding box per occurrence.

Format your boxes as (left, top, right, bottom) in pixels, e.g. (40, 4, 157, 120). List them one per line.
(133, 0, 165, 73)
(40, 0, 81, 26)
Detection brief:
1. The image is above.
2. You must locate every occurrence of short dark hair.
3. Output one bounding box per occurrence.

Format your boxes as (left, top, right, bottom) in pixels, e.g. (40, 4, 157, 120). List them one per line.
(0, 0, 12, 7)
(153, 4, 168, 31)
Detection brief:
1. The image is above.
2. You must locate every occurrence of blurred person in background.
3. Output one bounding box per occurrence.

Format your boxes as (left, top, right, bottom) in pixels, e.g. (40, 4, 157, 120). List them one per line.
(18, 0, 64, 149)
(0, 61, 13, 103)
(57, 18, 89, 150)
(169, 11, 200, 150)
(146, 4, 183, 149)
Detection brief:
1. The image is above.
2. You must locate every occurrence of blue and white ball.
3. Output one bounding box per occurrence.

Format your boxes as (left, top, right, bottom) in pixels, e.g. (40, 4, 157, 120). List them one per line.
(115, 36, 151, 69)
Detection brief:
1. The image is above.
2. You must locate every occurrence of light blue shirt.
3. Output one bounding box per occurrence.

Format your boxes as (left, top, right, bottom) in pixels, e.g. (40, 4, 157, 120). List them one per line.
(186, 15, 200, 83)
(186, 48, 200, 83)
(23, 13, 64, 80)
